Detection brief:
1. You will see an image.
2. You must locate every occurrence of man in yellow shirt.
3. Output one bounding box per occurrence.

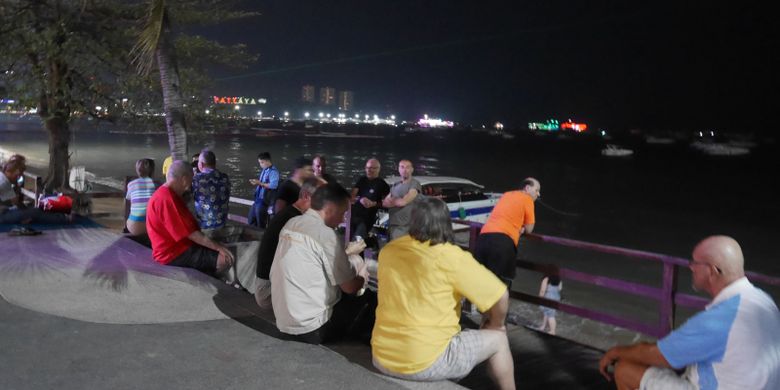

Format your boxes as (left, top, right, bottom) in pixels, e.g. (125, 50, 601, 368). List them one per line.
(371, 197, 515, 389)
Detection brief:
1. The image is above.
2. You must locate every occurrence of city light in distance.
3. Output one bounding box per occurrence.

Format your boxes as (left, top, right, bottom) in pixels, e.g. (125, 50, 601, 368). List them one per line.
(234, 105, 240, 110)
(319, 112, 324, 118)
(257, 111, 262, 116)
(205, 109, 210, 114)
(304, 112, 310, 118)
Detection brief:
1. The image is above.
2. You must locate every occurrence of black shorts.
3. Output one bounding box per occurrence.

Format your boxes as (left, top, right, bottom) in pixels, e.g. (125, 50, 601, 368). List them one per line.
(168, 244, 219, 275)
(474, 233, 517, 284)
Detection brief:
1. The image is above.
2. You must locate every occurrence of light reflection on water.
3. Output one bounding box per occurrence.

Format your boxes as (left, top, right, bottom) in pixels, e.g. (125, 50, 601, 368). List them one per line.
(2, 123, 780, 273)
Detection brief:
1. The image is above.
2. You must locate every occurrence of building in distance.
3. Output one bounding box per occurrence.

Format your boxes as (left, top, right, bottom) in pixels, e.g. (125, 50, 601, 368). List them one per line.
(320, 87, 336, 105)
(338, 90, 354, 111)
(302, 85, 315, 103)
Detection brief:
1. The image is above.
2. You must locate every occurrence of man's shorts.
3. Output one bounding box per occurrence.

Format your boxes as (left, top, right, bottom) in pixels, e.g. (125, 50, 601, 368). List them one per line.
(373, 329, 488, 382)
(640, 366, 697, 390)
(475, 233, 517, 284)
(168, 244, 218, 275)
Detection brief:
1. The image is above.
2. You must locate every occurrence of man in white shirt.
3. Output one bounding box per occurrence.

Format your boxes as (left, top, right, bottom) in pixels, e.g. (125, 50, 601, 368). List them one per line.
(271, 183, 372, 344)
(599, 235, 780, 390)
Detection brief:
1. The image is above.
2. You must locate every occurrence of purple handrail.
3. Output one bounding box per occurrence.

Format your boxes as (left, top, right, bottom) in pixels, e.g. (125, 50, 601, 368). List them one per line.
(452, 219, 780, 338)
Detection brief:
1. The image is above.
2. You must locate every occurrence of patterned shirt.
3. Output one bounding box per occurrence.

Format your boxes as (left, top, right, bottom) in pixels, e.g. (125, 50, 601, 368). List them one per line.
(192, 168, 231, 229)
(125, 177, 156, 222)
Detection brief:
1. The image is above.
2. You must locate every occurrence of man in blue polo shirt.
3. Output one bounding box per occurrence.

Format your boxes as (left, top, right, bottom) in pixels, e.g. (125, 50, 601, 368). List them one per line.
(599, 235, 780, 390)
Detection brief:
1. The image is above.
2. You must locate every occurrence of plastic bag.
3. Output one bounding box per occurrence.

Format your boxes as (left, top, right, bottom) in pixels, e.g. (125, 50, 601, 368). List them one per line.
(39, 193, 73, 213)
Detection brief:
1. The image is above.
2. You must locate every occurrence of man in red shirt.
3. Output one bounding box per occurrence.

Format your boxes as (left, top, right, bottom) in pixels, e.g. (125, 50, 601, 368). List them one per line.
(475, 177, 540, 287)
(146, 160, 234, 275)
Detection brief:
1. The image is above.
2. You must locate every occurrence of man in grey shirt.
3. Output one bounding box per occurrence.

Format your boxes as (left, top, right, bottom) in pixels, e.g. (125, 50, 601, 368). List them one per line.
(1, 154, 70, 225)
(382, 159, 421, 240)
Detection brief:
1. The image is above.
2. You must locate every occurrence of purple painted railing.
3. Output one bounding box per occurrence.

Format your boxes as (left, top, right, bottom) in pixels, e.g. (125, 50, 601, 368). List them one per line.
(453, 219, 780, 338)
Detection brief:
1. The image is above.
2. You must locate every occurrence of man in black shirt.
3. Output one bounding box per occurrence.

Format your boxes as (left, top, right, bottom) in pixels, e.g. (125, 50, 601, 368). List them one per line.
(273, 157, 314, 215)
(254, 177, 321, 309)
(349, 158, 390, 243)
(313, 155, 339, 186)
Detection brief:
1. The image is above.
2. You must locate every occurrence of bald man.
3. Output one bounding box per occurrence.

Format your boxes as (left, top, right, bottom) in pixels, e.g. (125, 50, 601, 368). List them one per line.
(146, 160, 235, 276)
(599, 236, 780, 390)
(349, 158, 390, 243)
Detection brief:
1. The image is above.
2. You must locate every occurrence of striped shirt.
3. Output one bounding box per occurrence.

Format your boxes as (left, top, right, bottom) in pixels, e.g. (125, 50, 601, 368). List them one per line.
(126, 177, 156, 222)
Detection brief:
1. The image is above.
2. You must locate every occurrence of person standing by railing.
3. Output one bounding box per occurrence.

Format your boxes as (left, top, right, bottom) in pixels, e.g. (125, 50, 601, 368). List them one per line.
(599, 235, 780, 390)
(382, 159, 421, 241)
(474, 177, 541, 287)
(192, 149, 231, 235)
(248, 152, 278, 228)
(349, 158, 390, 245)
(537, 266, 562, 335)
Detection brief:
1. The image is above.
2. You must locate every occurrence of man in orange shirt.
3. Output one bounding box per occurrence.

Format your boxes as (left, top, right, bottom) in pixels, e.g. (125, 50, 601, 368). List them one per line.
(475, 177, 540, 287)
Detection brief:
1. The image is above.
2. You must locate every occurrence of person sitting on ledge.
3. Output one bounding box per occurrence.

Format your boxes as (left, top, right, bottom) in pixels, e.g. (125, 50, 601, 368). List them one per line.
(125, 158, 157, 236)
(371, 197, 515, 390)
(599, 235, 780, 390)
(1, 154, 72, 225)
(270, 183, 373, 344)
(146, 160, 234, 275)
(254, 177, 320, 309)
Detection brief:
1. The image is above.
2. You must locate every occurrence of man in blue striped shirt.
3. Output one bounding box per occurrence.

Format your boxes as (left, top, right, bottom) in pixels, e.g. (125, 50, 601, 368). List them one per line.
(599, 236, 780, 390)
(248, 152, 279, 228)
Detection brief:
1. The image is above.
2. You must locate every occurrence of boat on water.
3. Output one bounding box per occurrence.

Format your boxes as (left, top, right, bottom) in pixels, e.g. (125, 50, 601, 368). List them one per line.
(304, 131, 384, 139)
(645, 135, 675, 145)
(601, 144, 634, 157)
(374, 176, 501, 230)
(690, 141, 750, 156)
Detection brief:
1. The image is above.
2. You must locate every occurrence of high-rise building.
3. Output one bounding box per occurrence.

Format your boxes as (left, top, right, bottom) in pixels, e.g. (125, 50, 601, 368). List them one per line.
(301, 85, 315, 103)
(320, 87, 336, 105)
(338, 90, 354, 111)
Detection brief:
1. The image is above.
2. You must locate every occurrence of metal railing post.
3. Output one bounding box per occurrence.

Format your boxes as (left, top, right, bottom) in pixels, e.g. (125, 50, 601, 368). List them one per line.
(468, 224, 480, 254)
(658, 262, 678, 337)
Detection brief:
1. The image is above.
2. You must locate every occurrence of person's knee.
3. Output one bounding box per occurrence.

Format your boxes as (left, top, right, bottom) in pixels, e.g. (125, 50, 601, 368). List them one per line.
(614, 360, 647, 389)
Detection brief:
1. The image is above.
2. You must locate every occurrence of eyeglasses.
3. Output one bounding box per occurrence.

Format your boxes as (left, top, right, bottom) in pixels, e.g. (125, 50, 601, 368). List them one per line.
(690, 260, 722, 274)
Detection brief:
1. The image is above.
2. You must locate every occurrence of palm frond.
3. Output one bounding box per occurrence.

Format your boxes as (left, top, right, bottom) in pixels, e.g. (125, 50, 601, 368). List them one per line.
(130, 0, 166, 76)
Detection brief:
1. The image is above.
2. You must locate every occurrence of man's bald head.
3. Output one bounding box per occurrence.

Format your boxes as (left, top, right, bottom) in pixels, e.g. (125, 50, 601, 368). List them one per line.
(693, 235, 745, 280)
(167, 160, 192, 181)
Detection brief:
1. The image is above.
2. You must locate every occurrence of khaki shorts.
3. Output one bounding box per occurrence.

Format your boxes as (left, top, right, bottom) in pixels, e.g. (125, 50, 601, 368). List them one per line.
(373, 329, 487, 382)
(640, 366, 697, 390)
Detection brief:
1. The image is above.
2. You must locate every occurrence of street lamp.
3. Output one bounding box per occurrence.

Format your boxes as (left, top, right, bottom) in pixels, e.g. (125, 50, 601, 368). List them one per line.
(234, 105, 240, 110)
(304, 112, 310, 118)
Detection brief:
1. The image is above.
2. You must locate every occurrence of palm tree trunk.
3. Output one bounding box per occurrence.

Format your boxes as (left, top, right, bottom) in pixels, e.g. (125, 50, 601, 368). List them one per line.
(156, 21, 188, 161)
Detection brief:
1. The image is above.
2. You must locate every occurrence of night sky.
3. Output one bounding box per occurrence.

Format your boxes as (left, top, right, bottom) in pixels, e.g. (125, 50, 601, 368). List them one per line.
(201, 1, 776, 132)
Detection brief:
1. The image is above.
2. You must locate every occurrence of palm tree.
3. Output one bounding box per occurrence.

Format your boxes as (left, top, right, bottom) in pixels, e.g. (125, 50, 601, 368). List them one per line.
(131, 0, 188, 162)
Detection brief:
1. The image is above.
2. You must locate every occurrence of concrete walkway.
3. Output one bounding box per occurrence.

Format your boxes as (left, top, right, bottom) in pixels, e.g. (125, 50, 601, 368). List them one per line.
(0, 225, 611, 390)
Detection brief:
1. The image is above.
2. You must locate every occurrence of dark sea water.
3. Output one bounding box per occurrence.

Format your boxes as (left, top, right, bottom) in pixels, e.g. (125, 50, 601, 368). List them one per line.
(2, 117, 778, 340)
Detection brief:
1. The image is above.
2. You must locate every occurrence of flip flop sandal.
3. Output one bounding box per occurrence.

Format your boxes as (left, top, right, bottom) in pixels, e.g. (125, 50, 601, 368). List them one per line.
(8, 227, 43, 236)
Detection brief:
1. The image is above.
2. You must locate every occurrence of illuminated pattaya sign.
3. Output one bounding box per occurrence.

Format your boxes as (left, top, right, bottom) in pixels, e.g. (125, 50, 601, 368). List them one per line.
(212, 96, 267, 105)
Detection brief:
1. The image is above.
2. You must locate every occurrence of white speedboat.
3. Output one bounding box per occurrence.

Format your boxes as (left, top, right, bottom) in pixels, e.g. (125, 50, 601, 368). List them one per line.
(691, 141, 750, 156)
(601, 144, 634, 157)
(374, 176, 501, 229)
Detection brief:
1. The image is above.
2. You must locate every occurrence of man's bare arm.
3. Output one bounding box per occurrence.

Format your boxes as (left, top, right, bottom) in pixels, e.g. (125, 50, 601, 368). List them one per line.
(395, 188, 419, 207)
(481, 290, 509, 331)
(598, 343, 671, 381)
